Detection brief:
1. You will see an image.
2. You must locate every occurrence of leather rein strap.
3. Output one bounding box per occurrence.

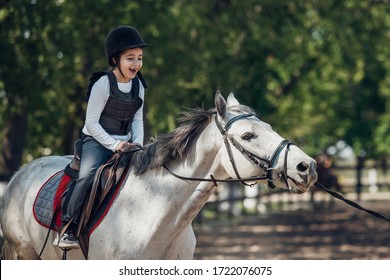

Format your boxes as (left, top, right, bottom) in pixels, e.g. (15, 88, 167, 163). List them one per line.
(315, 181, 390, 222)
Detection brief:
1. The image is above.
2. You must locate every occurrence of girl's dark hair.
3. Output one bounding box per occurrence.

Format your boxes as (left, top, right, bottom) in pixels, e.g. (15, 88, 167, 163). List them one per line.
(110, 51, 127, 78)
(110, 51, 123, 69)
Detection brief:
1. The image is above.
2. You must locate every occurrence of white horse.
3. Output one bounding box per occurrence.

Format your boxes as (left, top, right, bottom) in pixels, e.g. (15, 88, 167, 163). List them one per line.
(0, 92, 317, 260)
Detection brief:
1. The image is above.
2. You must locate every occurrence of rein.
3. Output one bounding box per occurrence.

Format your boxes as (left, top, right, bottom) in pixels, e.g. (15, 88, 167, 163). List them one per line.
(164, 168, 390, 223)
(164, 164, 268, 186)
(315, 181, 390, 222)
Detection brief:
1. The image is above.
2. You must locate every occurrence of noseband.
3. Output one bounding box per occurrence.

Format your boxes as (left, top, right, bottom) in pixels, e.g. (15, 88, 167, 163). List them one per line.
(163, 112, 294, 189)
(214, 113, 294, 188)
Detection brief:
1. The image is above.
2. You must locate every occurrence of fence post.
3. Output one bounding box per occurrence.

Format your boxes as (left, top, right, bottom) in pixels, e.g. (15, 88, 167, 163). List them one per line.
(380, 157, 389, 189)
(356, 155, 365, 201)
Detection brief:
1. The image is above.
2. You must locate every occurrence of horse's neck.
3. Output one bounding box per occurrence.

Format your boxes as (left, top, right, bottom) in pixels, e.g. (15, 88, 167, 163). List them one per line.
(168, 122, 225, 227)
(116, 123, 224, 238)
(102, 123, 225, 257)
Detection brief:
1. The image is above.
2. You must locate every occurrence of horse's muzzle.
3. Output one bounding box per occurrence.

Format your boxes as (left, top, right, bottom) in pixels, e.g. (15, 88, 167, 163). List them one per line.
(297, 160, 318, 188)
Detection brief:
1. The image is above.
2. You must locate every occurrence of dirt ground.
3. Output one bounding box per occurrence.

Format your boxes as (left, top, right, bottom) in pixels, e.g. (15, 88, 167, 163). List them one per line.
(193, 192, 390, 260)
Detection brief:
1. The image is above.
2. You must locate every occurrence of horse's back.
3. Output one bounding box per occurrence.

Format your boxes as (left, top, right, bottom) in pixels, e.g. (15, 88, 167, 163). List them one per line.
(1, 156, 69, 208)
(0, 156, 70, 259)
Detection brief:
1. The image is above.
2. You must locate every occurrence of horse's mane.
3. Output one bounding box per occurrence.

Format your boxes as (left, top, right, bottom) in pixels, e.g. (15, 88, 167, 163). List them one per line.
(130, 107, 215, 175)
(130, 104, 256, 175)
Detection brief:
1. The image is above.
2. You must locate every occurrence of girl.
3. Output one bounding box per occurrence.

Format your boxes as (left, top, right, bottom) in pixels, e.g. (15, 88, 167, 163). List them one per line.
(54, 26, 148, 249)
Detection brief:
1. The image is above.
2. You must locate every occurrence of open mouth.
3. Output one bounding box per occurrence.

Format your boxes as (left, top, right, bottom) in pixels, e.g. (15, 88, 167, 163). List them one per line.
(237, 173, 311, 194)
(286, 176, 310, 194)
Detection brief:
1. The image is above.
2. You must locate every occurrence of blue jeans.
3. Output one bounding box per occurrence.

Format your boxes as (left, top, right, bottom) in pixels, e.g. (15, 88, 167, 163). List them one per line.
(62, 137, 114, 226)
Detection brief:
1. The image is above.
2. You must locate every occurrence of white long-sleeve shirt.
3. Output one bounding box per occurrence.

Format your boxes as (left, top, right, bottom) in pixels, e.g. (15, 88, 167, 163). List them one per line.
(82, 75, 144, 152)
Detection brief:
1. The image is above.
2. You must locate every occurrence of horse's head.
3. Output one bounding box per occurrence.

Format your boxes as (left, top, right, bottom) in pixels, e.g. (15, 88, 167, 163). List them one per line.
(214, 91, 317, 193)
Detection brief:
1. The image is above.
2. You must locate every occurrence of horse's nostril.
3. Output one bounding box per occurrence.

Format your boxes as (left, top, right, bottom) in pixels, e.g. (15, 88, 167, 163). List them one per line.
(297, 162, 309, 172)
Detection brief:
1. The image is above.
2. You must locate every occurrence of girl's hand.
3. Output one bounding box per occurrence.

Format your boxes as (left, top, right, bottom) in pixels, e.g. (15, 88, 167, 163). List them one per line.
(116, 141, 142, 153)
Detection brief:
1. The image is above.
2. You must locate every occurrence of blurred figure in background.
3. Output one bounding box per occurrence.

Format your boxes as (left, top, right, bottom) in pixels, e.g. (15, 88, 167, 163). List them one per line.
(311, 154, 342, 202)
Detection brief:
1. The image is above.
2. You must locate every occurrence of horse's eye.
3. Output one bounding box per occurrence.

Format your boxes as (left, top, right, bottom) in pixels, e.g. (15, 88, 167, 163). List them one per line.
(241, 132, 254, 140)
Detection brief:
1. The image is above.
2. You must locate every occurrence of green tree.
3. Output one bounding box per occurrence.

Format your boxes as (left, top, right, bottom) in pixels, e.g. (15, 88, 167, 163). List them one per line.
(0, 0, 62, 175)
(1, 0, 389, 177)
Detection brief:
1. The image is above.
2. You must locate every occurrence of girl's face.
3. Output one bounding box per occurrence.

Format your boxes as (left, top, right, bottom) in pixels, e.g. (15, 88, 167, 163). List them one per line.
(115, 48, 143, 82)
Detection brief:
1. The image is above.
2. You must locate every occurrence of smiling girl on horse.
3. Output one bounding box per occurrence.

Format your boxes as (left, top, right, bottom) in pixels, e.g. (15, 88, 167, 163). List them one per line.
(54, 25, 148, 249)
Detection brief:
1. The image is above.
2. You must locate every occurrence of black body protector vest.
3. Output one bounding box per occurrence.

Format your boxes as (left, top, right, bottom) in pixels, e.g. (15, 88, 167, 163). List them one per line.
(87, 71, 147, 136)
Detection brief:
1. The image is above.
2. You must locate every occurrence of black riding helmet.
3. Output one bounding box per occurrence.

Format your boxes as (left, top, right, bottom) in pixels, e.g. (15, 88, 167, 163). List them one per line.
(105, 25, 149, 66)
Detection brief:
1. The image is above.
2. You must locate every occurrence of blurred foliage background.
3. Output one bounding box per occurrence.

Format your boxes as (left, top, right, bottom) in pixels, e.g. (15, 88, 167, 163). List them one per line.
(1, 0, 389, 176)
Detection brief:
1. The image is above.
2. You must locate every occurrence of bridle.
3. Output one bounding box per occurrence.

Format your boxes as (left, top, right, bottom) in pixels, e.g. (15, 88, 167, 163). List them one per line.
(214, 113, 294, 188)
(163, 113, 294, 189)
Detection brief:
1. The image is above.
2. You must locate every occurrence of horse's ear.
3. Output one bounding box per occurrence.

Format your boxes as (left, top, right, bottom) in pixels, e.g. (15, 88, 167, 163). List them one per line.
(215, 90, 227, 118)
(227, 92, 240, 106)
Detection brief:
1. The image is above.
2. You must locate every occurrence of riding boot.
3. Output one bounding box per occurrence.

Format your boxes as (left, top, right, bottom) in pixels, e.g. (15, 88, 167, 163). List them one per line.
(53, 220, 78, 247)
